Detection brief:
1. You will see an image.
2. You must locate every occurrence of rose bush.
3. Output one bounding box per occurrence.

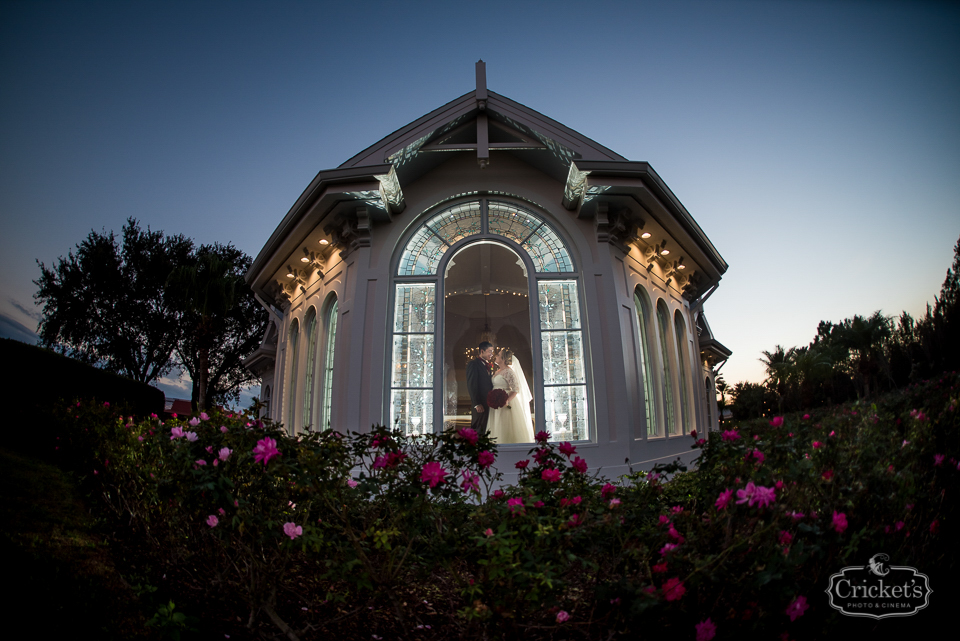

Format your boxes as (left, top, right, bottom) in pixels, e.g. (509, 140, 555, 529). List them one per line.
(44, 372, 958, 639)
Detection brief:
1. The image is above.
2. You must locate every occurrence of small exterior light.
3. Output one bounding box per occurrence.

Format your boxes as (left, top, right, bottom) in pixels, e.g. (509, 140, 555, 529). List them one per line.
(678, 264, 686, 270)
(660, 249, 670, 256)
(641, 232, 651, 239)
(300, 256, 310, 263)
(319, 239, 329, 245)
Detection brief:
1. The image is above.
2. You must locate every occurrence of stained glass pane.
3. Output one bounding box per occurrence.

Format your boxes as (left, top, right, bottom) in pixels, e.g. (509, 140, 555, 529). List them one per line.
(302, 310, 318, 429)
(544, 385, 588, 442)
(398, 227, 447, 276)
(634, 291, 658, 437)
(657, 303, 677, 434)
(541, 331, 585, 385)
(391, 335, 434, 388)
(488, 201, 542, 243)
(320, 300, 338, 430)
(426, 201, 482, 244)
(393, 284, 435, 333)
(538, 281, 581, 330)
(390, 389, 434, 437)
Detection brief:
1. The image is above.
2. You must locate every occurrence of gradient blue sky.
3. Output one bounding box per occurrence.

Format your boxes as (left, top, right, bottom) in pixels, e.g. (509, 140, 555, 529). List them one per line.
(2, 0, 958, 401)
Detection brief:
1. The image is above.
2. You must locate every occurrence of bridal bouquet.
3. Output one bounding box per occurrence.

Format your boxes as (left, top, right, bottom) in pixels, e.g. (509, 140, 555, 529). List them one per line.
(486, 388, 508, 409)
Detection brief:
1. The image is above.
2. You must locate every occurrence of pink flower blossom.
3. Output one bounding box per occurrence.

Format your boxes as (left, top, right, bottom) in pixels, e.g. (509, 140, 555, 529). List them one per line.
(832, 511, 848, 534)
(138, 436, 144, 442)
(558, 442, 577, 457)
(218, 507, 225, 515)
(420, 461, 448, 487)
(533, 448, 551, 464)
(812, 441, 822, 449)
(534, 500, 544, 508)
(189, 417, 200, 427)
(170, 426, 184, 439)
(658, 515, 671, 526)
(754, 485, 776, 508)
(779, 531, 793, 546)
(571, 456, 588, 473)
(541, 468, 562, 482)
(822, 469, 834, 480)
(484, 528, 494, 537)
(492, 490, 504, 499)
(609, 498, 621, 508)
(461, 470, 480, 493)
(895, 520, 904, 531)
(515, 459, 530, 469)
(200, 412, 210, 421)
(670, 506, 684, 514)
(456, 427, 478, 445)
(721, 430, 740, 442)
(283, 522, 302, 539)
(206, 515, 218, 528)
(253, 437, 280, 465)
(659, 543, 678, 556)
(802, 414, 810, 420)
(567, 513, 582, 527)
(785, 595, 809, 621)
(695, 618, 716, 641)
(507, 497, 525, 516)
(653, 562, 668, 573)
(478, 450, 495, 468)
(555, 610, 570, 623)
(218, 447, 232, 461)
(930, 520, 940, 534)
(769, 416, 784, 428)
(220, 426, 228, 433)
(829, 430, 836, 437)
(347, 479, 358, 488)
(535, 430, 550, 443)
(750, 449, 765, 464)
(662, 577, 686, 601)
(715, 489, 733, 510)
(934, 454, 945, 466)
(601, 483, 616, 498)
(668, 527, 685, 543)
(195, 459, 207, 466)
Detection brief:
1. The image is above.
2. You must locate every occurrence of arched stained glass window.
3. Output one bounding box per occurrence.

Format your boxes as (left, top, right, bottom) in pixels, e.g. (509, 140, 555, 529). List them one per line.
(398, 202, 482, 275)
(321, 298, 338, 430)
(488, 201, 573, 273)
(674, 311, 691, 433)
(656, 301, 676, 435)
(286, 319, 300, 435)
(390, 197, 584, 442)
(302, 308, 318, 430)
(634, 288, 658, 437)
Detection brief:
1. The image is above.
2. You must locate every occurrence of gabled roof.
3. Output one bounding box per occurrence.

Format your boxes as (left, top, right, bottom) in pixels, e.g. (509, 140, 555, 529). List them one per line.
(339, 89, 626, 186)
(247, 63, 727, 306)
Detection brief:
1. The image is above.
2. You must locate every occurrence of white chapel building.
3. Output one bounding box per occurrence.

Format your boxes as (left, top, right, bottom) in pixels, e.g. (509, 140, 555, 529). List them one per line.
(244, 63, 731, 479)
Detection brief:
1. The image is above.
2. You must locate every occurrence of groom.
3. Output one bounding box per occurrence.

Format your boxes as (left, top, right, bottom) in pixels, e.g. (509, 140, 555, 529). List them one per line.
(466, 341, 495, 434)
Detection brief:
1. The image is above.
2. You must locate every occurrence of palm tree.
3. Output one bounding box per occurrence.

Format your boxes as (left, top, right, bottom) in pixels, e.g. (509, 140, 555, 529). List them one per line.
(839, 312, 891, 399)
(759, 345, 793, 411)
(166, 251, 241, 410)
(715, 374, 729, 425)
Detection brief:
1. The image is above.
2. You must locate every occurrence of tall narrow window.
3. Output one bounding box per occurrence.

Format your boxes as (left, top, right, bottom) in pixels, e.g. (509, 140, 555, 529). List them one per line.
(540, 281, 587, 441)
(674, 311, 691, 433)
(656, 302, 676, 434)
(302, 308, 318, 430)
(633, 289, 658, 437)
(286, 320, 300, 434)
(321, 298, 338, 429)
(390, 284, 435, 435)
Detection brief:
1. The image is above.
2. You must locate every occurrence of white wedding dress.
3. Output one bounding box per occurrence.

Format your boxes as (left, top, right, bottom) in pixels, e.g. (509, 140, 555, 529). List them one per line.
(487, 360, 535, 444)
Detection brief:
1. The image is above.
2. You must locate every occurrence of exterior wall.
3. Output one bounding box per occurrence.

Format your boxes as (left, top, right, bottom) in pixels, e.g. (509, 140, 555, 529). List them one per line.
(264, 151, 718, 476)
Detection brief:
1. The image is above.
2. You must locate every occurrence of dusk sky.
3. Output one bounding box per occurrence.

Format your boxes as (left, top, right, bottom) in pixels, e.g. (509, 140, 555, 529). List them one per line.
(2, 0, 958, 402)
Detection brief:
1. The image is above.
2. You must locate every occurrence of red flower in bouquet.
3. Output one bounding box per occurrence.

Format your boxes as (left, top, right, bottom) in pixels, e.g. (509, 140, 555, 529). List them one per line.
(487, 388, 508, 409)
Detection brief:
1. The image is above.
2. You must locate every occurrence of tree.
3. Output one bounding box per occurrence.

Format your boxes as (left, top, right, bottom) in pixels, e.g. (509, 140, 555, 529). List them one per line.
(838, 311, 892, 399)
(34, 219, 193, 384)
(714, 374, 729, 426)
(167, 243, 267, 410)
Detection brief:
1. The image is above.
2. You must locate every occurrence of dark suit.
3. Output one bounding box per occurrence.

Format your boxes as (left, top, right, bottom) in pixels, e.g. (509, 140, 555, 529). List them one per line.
(466, 357, 493, 434)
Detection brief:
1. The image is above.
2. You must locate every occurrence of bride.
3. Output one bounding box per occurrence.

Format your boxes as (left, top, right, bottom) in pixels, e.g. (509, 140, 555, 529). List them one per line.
(487, 349, 535, 444)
